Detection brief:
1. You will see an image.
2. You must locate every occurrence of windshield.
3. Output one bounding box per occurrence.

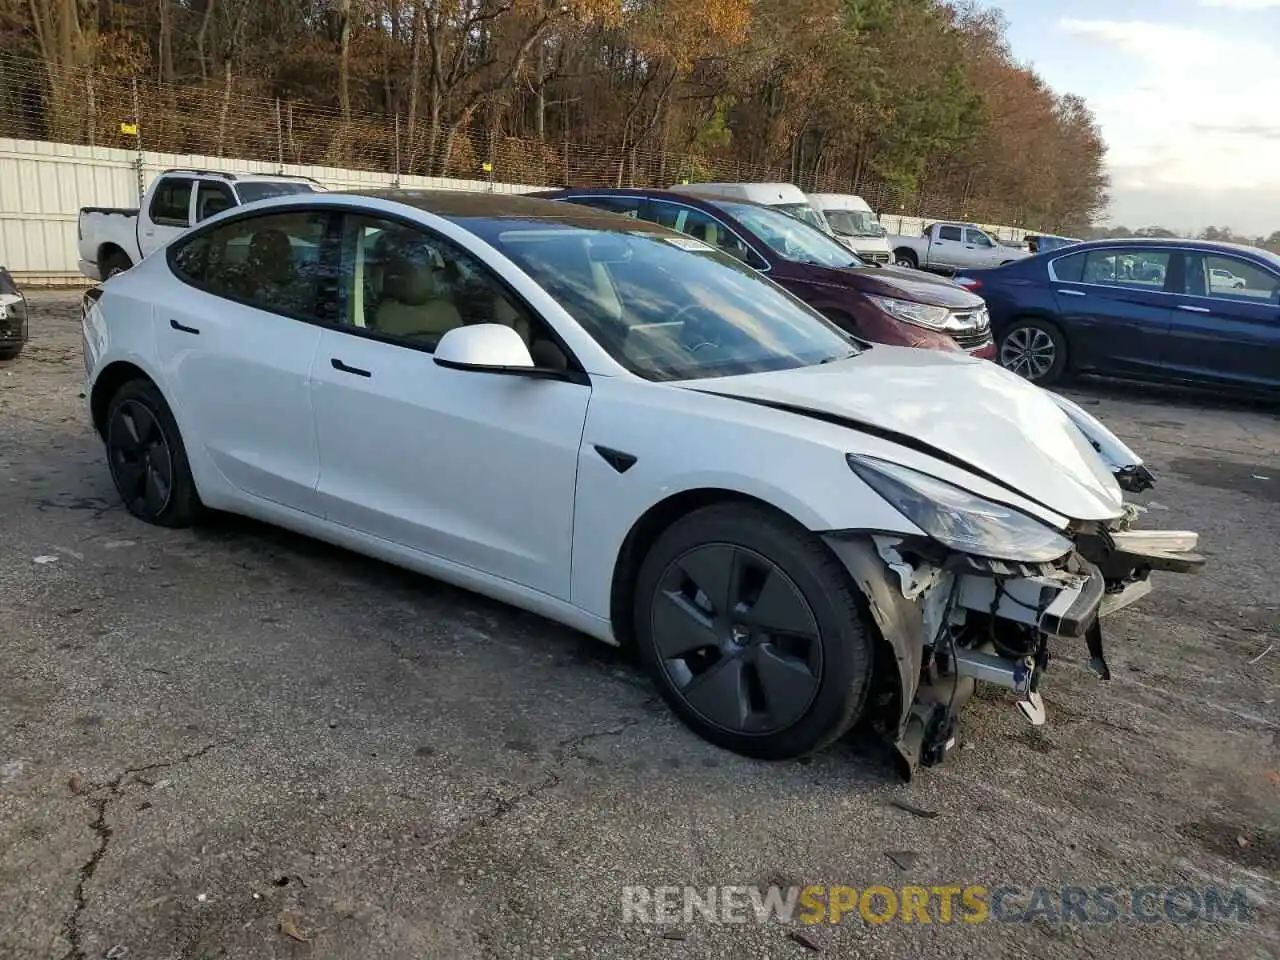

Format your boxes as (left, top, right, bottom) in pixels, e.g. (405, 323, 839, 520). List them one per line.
(824, 209, 882, 238)
(774, 201, 832, 234)
(235, 181, 318, 203)
(480, 224, 860, 381)
(714, 201, 865, 268)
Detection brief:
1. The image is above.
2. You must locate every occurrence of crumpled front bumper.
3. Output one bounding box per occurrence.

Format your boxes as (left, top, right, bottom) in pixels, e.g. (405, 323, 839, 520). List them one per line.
(825, 525, 1204, 779)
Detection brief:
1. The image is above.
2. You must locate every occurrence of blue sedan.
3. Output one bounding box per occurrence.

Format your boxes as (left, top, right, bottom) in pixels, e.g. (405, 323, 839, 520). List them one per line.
(955, 238, 1280, 392)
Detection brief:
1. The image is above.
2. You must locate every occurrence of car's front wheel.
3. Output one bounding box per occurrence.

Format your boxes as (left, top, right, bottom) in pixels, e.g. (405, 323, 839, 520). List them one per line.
(105, 379, 203, 527)
(633, 503, 875, 760)
(997, 318, 1068, 385)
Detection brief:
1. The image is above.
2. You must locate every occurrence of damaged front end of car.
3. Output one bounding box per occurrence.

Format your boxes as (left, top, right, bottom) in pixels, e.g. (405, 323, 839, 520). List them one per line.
(823, 439, 1203, 780)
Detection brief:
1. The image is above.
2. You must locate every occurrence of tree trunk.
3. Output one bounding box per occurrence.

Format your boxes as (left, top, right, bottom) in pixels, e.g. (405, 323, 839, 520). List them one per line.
(159, 0, 175, 84)
(405, 0, 424, 170)
(337, 0, 353, 123)
(196, 0, 217, 82)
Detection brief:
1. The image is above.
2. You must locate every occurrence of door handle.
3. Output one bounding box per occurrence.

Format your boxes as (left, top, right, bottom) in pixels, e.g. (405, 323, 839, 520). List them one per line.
(1056, 289, 1086, 297)
(1176, 304, 1211, 314)
(330, 357, 371, 377)
(169, 318, 200, 334)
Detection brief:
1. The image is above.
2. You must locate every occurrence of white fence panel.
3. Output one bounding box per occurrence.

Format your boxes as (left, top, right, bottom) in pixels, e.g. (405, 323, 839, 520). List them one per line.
(0, 137, 543, 284)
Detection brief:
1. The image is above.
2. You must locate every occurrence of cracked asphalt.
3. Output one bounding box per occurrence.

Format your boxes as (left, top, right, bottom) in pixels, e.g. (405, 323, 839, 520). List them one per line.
(2, 292, 1278, 959)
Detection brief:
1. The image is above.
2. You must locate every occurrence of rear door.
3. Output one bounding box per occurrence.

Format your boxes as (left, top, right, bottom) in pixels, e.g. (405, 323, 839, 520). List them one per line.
(140, 176, 196, 257)
(1047, 245, 1175, 377)
(963, 227, 1003, 267)
(1163, 251, 1280, 389)
(159, 206, 340, 514)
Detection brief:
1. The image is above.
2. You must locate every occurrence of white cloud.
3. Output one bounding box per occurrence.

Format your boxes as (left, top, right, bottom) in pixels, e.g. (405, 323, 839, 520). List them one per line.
(1058, 17, 1280, 232)
(1199, 0, 1280, 9)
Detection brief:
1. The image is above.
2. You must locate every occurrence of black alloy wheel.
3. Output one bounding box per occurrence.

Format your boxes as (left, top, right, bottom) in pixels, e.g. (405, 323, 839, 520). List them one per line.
(105, 380, 203, 527)
(652, 542, 823, 736)
(634, 503, 874, 760)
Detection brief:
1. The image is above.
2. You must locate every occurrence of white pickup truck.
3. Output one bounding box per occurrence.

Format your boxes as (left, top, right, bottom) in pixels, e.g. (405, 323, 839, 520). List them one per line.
(77, 169, 321, 281)
(888, 221, 1029, 274)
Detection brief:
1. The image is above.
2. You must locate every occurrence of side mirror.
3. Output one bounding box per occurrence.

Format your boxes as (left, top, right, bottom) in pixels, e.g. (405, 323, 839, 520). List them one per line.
(434, 324, 535, 372)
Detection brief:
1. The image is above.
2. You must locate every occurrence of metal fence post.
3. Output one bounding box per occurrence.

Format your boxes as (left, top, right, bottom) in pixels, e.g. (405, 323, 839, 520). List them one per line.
(393, 113, 401, 188)
(275, 98, 285, 173)
(131, 77, 144, 203)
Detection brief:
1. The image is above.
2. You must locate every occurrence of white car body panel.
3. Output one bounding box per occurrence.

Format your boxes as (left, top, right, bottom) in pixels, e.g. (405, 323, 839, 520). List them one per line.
(310, 326, 590, 599)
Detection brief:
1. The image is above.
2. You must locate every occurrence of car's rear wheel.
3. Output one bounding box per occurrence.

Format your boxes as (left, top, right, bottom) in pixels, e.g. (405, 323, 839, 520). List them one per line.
(997, 318, 1068, 385)
(633, 503, 874, 760)
(0, 343, 21, 361)
(894, 249, 918, 269)
(105, 379, 203, 527)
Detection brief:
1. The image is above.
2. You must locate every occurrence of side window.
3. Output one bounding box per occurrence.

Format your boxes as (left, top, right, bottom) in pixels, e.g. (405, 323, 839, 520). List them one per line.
(1081, 249, 1169, 290)
(1051, 251, 1086, 283)
(647, 201, 765, 269)
(937, 225, 963, 242)
(966, 228, 994, 247)
(565, 196, 642, 218)
(1191, 254, 1280, 304)
(338, 215, 565, 363)
(195, 182, 236, 222)
(149, 177, 194, 227)
(169, 209, 339, 322)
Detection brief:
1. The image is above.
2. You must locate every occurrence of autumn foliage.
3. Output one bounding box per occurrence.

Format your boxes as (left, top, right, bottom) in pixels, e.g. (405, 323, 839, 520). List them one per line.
(0, 0, 1107, 232)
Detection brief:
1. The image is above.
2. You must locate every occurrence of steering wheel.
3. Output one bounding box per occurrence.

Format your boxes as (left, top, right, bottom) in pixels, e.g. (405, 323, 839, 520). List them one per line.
(670, 302, 723, 353)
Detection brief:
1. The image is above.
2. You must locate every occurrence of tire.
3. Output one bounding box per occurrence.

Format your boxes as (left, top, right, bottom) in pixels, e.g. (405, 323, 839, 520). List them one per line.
(0, 343, 21, 362)
(633, 502, 875, 760)
(102, 249, 133, 279)
(997, 317, 1068, 385)
(104, 379, 203, 527)
(894, 249, 918, 269)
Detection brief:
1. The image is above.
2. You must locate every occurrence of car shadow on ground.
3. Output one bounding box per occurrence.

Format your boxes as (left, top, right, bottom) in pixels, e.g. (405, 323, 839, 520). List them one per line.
(188, 510, 903, 782)
(1063, 375, 1280, 415)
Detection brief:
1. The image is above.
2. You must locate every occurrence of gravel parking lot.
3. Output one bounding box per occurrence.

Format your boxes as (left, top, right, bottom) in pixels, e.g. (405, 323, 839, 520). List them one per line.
(2, 291, 1278, 959)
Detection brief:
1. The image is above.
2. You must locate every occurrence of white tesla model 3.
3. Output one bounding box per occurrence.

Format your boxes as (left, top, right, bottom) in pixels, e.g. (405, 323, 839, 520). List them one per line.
(80, 190, 1202, 776)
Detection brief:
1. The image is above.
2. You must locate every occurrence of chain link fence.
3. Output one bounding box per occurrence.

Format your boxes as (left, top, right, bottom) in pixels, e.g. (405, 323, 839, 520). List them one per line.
(0, 52, 1027, 237)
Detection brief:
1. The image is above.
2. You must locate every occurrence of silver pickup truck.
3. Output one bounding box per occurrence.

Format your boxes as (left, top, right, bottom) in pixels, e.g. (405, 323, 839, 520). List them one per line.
(888, 221, 1030, 275)
(77, 169, 321, 281)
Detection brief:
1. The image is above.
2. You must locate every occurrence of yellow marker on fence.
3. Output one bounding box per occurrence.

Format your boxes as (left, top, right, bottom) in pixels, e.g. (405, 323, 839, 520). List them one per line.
(482, 161, 493, 173)
(120, 122, 138, 135)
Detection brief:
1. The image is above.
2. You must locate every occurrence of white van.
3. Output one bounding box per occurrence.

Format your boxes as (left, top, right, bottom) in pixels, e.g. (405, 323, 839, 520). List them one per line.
(808, 194, 892, 264)
(668, 182, 835, 235)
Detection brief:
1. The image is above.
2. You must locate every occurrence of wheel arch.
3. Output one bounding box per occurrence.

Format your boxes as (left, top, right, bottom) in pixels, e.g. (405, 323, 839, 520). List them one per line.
(892, 246, 918, 265)
(90, 359, 156, 437)
(98, 242, 132, 269)
(608, 488, 811, 649)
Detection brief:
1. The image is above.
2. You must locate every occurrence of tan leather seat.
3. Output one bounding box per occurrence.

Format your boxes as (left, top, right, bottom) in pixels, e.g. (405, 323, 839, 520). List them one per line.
(374, 249, 462, 340)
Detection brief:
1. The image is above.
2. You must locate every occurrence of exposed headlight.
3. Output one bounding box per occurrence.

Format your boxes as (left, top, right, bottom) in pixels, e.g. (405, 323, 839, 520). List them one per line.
(865, 295, 986, 333)
(865, 294, 951, 330)
(846, 454, 1073, 562)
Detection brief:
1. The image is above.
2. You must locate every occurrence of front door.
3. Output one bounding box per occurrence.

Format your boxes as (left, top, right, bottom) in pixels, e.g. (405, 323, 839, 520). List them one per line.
(159, 207, 341, 514)
(1163, 251, 1280, 389)
(308, 212, 590, 599)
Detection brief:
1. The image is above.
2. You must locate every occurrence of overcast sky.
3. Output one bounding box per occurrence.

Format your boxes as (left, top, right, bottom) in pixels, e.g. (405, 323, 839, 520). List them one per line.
(999, 0, 1280, 236)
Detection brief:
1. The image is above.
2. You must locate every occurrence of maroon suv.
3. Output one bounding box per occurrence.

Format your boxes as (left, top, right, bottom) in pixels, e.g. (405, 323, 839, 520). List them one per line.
(535, 188, 994, 358)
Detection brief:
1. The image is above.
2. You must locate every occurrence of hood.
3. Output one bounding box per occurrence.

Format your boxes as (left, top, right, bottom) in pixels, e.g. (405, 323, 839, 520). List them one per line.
(688, 346, 1125, 521)
(825, 264, 984, 309)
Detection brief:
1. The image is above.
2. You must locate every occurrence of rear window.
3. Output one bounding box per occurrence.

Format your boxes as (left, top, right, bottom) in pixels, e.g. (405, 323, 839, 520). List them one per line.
(1052, 251, 1086, 282)
(235, 182, 318, 204)
(149, 177, 193, 227)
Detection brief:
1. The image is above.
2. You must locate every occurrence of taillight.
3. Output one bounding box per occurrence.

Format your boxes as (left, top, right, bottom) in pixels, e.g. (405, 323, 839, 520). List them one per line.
(955, 276, 981, 292)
